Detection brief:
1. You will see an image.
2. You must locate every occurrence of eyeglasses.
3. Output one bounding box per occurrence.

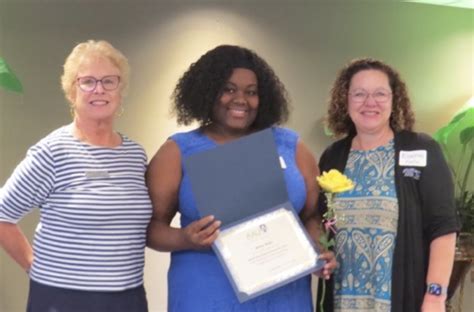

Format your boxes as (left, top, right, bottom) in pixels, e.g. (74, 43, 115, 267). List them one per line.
(76, 75, 120, 92)
(349, 89, 392, 103)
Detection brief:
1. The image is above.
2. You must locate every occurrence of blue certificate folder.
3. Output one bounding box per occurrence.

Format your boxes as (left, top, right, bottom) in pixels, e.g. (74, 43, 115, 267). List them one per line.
(183, 128, 325, 302)
(184, 128, 288, 226)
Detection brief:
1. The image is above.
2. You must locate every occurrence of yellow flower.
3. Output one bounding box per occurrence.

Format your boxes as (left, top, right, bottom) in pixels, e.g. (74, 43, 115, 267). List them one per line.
(317, 169, 354, 193)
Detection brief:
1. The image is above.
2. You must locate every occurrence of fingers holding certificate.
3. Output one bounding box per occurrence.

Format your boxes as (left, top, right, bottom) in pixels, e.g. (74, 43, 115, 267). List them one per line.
(182, 215, 222, 250)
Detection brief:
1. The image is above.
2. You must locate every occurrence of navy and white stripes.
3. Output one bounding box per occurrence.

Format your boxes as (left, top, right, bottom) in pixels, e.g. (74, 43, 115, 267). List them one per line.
(0, 125, 152, 291)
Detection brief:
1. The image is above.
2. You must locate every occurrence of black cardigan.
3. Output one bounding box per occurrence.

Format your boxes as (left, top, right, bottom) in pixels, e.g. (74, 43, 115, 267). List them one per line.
(316, 130, 460, 312)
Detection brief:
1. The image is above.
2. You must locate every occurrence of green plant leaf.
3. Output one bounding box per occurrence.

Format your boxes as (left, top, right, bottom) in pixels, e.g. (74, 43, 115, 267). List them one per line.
(434, 105, 474, 234)
(326, 238, 335, 248)
(449, 110, 468, 125)
(0, 57, 23, 93)
(460, 126, 474, 146)
(452, 108, 474, 131)
(319, 234, 335, 249)
(433, 124, 453, 147)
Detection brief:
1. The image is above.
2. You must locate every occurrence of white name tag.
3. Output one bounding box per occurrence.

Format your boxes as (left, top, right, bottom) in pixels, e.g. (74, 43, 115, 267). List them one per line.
(399, 150, 427, 167)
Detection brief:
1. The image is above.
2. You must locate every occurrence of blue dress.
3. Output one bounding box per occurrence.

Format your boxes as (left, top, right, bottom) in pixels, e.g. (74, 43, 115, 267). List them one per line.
(333, 140, 398, 312)
(168, 127, 313, 312)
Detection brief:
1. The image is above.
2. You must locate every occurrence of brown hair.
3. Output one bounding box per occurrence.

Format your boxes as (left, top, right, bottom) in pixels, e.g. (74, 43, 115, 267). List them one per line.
(326, 57, 415, 138)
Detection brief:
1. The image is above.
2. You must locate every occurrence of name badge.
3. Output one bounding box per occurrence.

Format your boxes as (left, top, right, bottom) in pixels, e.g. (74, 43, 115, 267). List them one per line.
(399, 150, 427, 167)
(85, 170, 110, 179)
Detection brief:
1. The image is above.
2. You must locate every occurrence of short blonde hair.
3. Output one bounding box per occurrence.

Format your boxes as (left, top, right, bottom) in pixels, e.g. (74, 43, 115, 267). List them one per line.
(61, 40, 130, 105)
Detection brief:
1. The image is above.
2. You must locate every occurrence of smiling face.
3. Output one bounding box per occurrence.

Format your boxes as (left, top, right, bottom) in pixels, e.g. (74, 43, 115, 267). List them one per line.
(211, 67, 259, 135)
(348, 69, 393, 135)
(73, 56, 122, 123)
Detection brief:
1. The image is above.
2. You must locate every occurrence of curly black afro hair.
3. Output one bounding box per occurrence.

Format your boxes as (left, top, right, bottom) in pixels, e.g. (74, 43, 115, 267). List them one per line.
(172, 45, 290, 130)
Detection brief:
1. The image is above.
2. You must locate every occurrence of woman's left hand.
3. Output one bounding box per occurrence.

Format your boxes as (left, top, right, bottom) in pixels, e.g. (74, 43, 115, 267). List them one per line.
(314, 250, 337, 280)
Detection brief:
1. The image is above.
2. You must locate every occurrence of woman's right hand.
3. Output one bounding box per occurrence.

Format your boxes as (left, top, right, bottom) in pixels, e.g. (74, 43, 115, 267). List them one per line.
(182, 215, 221, 250)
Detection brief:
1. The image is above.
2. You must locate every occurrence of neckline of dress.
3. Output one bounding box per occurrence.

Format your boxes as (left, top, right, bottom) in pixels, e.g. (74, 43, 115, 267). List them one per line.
(196, 127, 259, 146)
(67, 123, 124, 150)
(350, 138, 394, 153)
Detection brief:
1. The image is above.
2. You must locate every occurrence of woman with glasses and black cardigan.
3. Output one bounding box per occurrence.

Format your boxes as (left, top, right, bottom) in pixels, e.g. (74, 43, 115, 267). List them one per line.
(316, 58, 459, 312)
(0, 40, 152, 312)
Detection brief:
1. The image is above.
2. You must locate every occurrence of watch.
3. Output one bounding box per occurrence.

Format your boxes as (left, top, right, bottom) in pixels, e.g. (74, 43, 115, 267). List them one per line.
(426, 283, 448, 296)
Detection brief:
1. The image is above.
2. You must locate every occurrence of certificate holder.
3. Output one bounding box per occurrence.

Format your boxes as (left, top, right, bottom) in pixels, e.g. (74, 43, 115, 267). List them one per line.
(183, 129, 325, 302)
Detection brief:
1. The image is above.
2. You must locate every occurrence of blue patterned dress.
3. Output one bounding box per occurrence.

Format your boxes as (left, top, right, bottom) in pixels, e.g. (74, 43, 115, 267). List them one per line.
(333, 140, 398, 312)
(167, 127, 313, 312)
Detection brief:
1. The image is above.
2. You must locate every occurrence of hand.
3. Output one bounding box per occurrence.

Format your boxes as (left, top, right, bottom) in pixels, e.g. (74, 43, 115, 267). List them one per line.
(314, 251, 337, 280)
(421, 294, 446, 312)
(182, 215, 221, 250)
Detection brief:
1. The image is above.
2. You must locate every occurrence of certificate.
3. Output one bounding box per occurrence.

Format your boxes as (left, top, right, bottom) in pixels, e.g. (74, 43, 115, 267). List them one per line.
(214, 206, 319, 300)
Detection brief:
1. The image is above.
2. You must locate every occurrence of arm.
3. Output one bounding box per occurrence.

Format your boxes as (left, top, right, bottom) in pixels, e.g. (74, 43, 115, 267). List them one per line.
(0, 142, 55, 272)
(419, 137, 459, 311)
(295, 140, 336, 279)
(146, 140, 221, 252)
(0, 222, 33, 272)
(421, 233, 456, 311)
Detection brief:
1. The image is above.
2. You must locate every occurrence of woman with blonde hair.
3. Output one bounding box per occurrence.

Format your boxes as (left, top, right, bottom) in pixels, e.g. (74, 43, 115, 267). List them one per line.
(0, 40, 152, 312)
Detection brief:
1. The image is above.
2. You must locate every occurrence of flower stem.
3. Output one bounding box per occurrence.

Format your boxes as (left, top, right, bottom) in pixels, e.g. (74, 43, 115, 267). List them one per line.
(319, 280, 326, 312)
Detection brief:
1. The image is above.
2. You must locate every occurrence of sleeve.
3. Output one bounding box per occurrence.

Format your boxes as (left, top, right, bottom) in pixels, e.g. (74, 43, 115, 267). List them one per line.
(317, 140, 346, 216)
(134, 141, 148, 168)
(0, 142, 56, 223)
(419, 137, 461, 241)
(318, 147, 331, 172)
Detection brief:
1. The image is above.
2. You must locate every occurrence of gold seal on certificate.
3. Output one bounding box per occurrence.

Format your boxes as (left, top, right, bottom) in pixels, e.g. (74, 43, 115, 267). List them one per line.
(214, 206, 319, 299)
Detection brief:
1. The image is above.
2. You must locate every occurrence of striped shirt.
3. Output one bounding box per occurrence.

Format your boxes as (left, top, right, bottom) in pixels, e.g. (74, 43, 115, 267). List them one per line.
(0, 125, 153, 291)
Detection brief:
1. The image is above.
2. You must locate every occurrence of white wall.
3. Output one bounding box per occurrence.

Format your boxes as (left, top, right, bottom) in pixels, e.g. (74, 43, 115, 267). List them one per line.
(0, 1, 472, 311)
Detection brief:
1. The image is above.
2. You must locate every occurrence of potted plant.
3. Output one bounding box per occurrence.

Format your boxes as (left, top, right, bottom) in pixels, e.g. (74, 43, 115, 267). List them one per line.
(433, 100, 474, 301)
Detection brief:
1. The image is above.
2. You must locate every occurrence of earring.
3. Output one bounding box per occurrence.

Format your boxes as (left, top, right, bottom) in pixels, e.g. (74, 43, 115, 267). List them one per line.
(116, 105, 124, 117)
(69, 105, 76, 119)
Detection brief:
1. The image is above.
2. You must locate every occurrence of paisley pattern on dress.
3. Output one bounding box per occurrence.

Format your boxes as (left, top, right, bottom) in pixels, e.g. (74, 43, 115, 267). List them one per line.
(333, 140, 398, 312)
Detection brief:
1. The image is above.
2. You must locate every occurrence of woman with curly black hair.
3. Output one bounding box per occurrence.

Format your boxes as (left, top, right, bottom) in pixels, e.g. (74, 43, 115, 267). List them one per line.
(146, 45, 336, 311)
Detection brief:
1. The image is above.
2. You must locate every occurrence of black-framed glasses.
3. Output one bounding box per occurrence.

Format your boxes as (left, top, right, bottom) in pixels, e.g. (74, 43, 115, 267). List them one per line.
(76, 75, 121, 92)
(349, 89, 392, 103)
